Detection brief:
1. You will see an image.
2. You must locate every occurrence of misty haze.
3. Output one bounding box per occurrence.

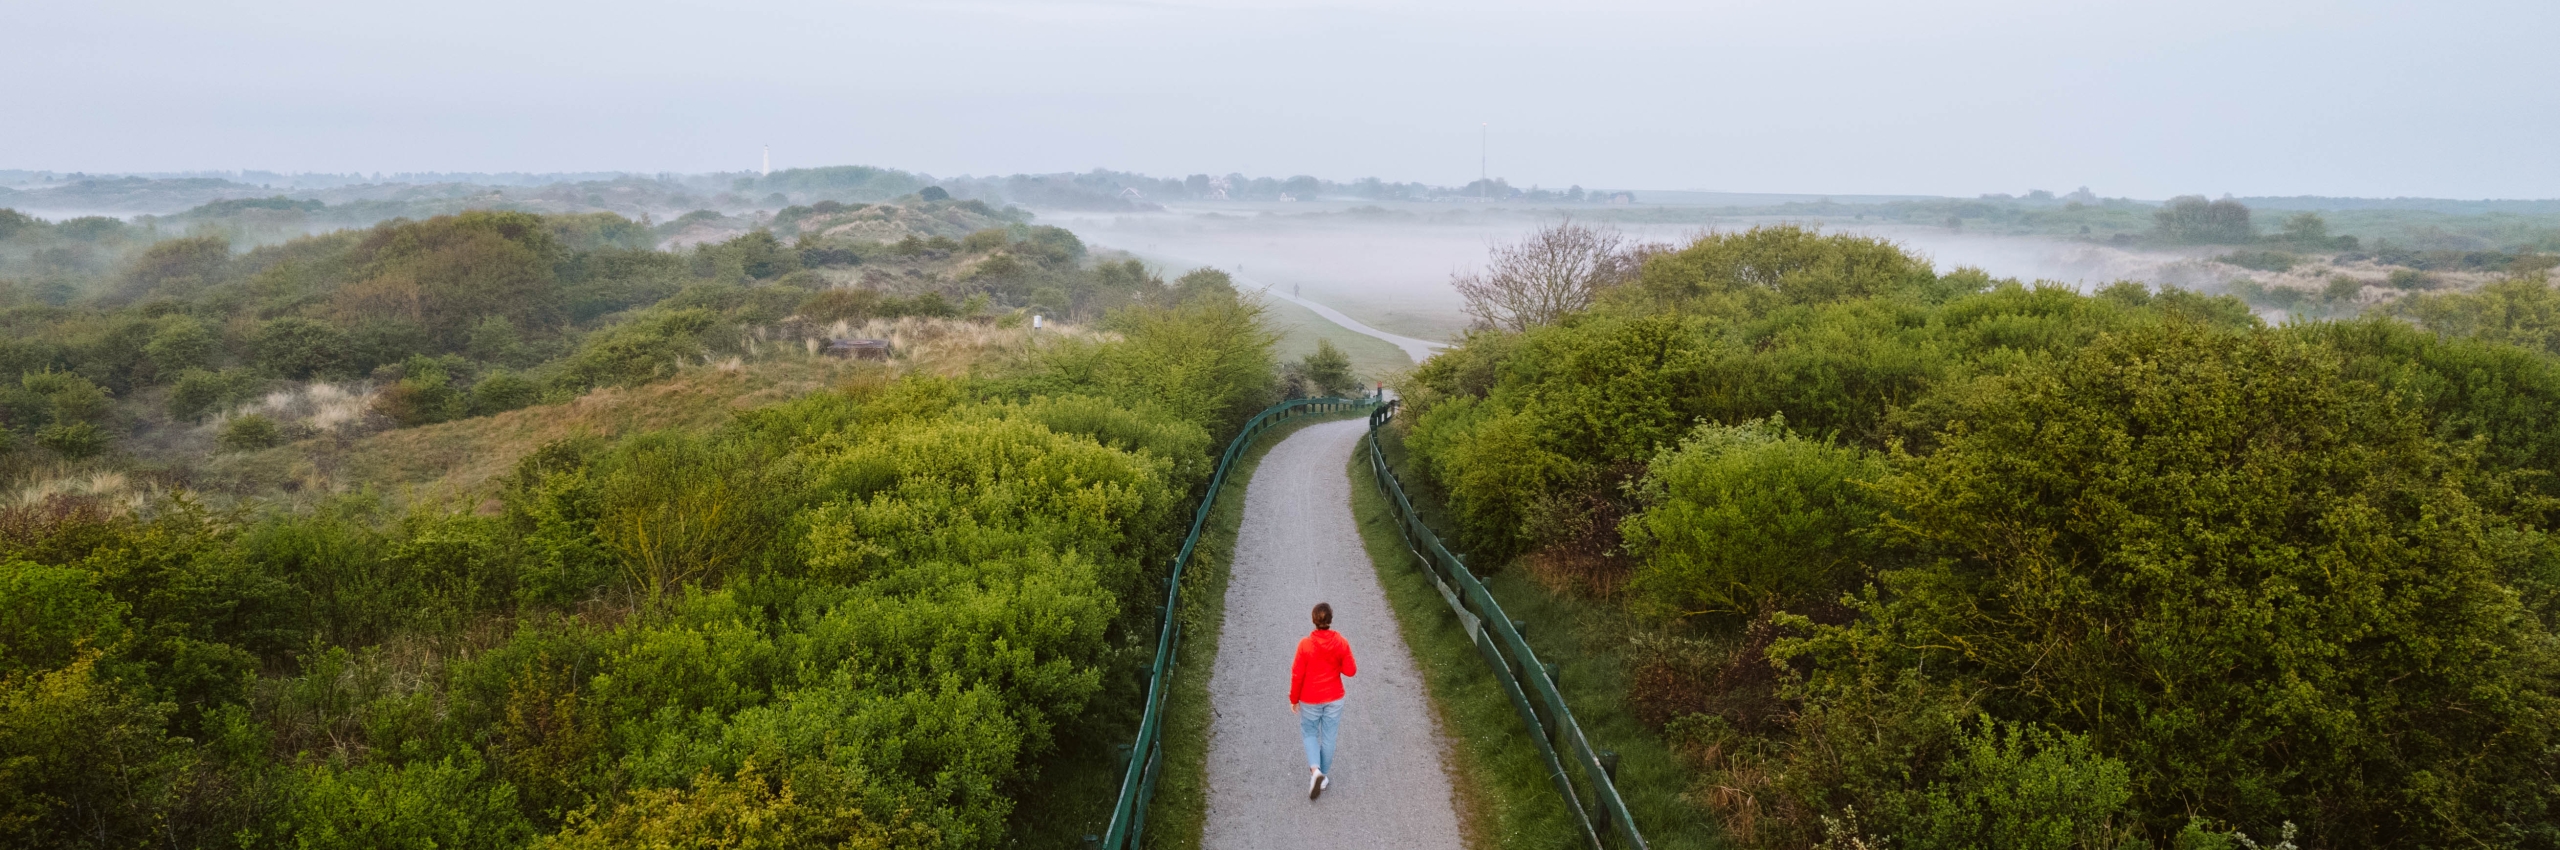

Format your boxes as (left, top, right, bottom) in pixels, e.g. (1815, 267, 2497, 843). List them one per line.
(5, 3, 2558, 850)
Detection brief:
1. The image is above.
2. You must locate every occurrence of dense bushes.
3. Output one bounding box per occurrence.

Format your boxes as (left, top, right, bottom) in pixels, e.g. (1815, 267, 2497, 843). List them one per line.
(1620, 418, 1882, 622)
(548, 307, 721, 391)
(0, 284, 1277, 848)
(1787, 324, 2559, 845)
(1400, 225, 2560, 848)
(1620, 224, 1953, 316)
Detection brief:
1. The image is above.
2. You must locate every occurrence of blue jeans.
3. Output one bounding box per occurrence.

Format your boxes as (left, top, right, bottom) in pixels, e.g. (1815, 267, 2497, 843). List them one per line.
(1299, 699, 1342, 773)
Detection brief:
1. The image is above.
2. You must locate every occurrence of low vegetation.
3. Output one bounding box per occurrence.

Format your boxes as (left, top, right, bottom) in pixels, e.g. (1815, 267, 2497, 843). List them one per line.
(0, 204, 1291, 506)
(0, 196, 1398, 848)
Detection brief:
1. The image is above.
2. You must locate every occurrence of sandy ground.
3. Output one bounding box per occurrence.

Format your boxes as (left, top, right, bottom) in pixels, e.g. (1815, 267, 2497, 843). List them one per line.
(1202, 419, 1464, 850)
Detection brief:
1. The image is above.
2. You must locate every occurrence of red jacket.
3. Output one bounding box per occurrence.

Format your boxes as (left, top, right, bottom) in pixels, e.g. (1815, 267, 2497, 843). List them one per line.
(1290, 628, 1358, 705)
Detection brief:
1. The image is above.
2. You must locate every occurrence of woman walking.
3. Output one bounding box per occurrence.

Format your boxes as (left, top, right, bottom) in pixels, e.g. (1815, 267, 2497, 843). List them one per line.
(1290, 601, 1359, 799)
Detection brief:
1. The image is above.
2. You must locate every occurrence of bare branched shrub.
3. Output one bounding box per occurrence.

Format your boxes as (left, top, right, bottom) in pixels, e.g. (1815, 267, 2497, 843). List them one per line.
(1452, 218, 1642, 331)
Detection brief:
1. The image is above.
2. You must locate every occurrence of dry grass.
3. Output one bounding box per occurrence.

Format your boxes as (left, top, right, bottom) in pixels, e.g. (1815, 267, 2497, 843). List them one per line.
(197, 359, 852, 505)
(5, 466, 150, 508)
(212, 380, 381, 435)
(830, 315, 1111, 377)
(187, 316, 1100, 506)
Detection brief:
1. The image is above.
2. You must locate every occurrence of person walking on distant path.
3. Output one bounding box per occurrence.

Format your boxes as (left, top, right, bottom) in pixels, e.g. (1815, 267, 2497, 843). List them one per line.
(1290, 602, 1358, 800)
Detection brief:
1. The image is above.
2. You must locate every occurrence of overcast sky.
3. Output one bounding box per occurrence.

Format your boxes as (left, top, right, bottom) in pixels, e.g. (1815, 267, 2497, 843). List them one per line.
(4, 0, 2551, 199)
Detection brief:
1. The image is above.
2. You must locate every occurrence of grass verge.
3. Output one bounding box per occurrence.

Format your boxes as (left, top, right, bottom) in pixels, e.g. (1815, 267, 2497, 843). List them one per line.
(1007, 407, 1369, 849)
(1262, 290, 1415, 385)
(1346, 423, 1723, 850)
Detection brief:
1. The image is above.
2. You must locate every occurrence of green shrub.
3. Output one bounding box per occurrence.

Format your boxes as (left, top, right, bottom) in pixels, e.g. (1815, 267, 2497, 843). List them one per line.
(36, 421, 109, 459)
(167, 368, 225, 422)
(115, 235, 230, 301)
(976, 392, 1212, 487)
(342, 319, 434, 378)
(2152, 196, 2256, 244)
(327, 210, 566, 341)
(689, 230, 800, 282)
(587, 432, 793, 600)
(798, 412, 1168, 595)
(613, 673, 1023, 847)
(1622, 417, 1884, 621)
(0, 560, 128, 677)
(219, 414, 284, 451)
(1809, 322, 2560, 844)
(552, 308, 721, 391)
(546, 764, 903, 850)
(468, 369, 540, 415)
(256, 317, 352, 380)
(167, 367, 266, 424)
(2393, 276, 2560, 356)
(1015, 291, 1277, 436)
(1620, 224, 1954, 315)
(465, 315, 533, 366)
(495, 437, 619, 608)
(1892, 720, 2140, 850)
(372, 357, 467, 427)
(21, 370, 111, 424)
(285, 751, 532, 850)
(144, 315, 221, 376)
(0, 385, 55, 433)
(1292, 338, 1361, 397)
(0, 655, 184, 850)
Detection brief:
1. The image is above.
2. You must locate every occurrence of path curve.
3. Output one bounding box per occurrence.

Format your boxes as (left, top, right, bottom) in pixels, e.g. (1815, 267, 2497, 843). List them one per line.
(1250, 285, 1451, 365)
(1203, 419, 1464, 849)
(1094, 243, 1451, 364)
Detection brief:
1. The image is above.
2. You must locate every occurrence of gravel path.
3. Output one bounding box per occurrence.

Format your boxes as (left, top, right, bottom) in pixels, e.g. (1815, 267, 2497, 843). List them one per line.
(1202, 418, 1464, 850)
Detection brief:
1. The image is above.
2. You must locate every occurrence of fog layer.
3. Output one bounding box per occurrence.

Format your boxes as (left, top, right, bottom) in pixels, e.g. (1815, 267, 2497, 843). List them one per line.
(1053, 204, 2239, 348)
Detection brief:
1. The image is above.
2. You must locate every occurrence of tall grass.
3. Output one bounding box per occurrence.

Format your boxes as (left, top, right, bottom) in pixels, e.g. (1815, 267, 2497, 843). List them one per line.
(213, 380, 380, 434)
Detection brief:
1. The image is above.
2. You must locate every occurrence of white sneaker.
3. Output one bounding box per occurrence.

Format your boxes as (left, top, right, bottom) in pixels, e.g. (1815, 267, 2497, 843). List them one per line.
(1309, 770, 1325, 799)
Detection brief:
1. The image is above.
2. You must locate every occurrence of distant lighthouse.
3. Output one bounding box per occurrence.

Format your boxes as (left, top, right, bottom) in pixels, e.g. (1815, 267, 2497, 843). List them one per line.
(761, 145, 771, 177)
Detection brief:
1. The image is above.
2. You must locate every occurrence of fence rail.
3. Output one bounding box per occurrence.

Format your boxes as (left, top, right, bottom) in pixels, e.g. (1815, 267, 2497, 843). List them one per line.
(1095, 392, 1380, 850)
(1360, 399, 1647, 850)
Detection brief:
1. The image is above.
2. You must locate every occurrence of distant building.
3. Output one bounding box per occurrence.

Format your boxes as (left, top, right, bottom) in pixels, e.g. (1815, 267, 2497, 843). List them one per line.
(1120, 187, 1145, 200)
(1278, 193, 1298, 202)
(1607, 191, 1635, 205)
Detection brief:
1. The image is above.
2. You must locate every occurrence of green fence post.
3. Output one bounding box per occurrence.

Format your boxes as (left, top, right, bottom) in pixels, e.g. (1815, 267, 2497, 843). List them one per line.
(1353, 397, 1643, 850)
(1100, 396, 1386, 848)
